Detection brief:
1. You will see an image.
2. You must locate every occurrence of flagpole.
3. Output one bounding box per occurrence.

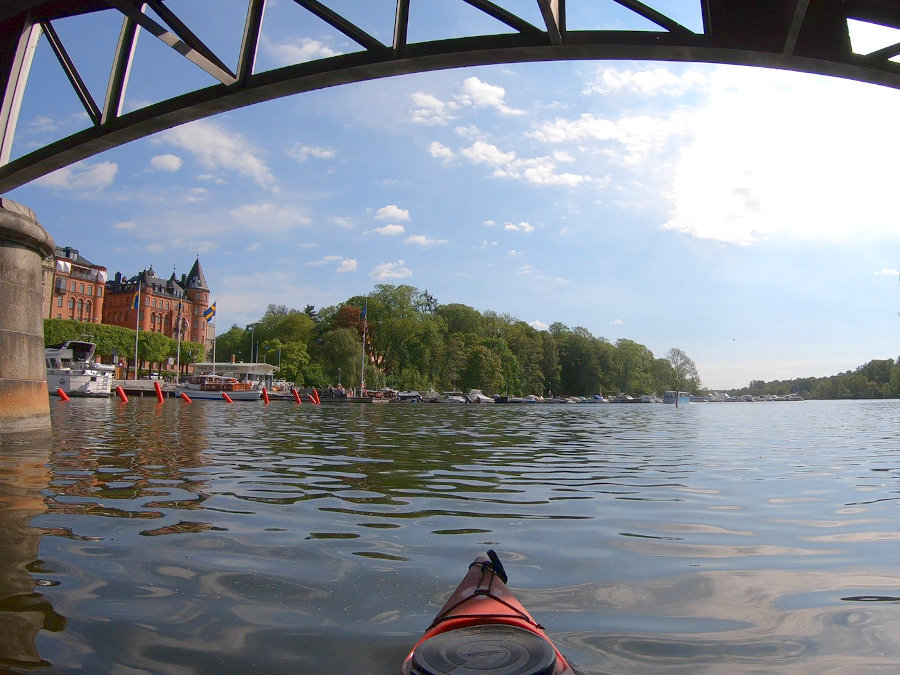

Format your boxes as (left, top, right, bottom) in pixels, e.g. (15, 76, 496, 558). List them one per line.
(133, 280, 140, 381)
(175, 301, 182, 385)
(211, 319, 216, 375)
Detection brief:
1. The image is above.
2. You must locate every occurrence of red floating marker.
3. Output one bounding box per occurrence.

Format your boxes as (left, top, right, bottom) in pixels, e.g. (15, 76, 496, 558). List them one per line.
(262, 387, 270, 404)
(153, 380, 164, 404)
(56, 388, 70, 401)
(180, 392, 192, 403)
(311, 388, 321, 405)
(222, 392, 234, 403)
(116, 386, 128, 402)
(292, 388, 302, 404)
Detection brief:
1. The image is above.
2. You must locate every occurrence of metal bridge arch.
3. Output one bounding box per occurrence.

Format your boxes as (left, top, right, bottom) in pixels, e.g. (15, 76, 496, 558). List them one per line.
(1, 0, 899, 193)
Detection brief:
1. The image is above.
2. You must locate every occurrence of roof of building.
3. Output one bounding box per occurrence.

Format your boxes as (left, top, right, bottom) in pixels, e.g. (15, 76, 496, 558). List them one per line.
(184, 256, 209, 291)
(55, 245, 102, 269)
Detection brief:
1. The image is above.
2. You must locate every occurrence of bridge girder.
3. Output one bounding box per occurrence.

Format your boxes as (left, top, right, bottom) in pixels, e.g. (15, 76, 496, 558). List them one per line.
(1, 0, 898, 193)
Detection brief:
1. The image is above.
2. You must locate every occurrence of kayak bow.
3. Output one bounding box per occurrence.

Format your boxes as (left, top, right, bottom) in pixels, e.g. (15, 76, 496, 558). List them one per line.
(400, 550, 577, 675)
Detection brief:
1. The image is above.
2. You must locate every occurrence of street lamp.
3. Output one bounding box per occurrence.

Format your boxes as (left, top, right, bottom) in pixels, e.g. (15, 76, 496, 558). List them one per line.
(248, 323, 256, 362)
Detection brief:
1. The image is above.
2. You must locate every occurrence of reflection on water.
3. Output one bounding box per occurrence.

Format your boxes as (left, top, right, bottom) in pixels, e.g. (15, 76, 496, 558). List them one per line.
(0, 399, 899, 672)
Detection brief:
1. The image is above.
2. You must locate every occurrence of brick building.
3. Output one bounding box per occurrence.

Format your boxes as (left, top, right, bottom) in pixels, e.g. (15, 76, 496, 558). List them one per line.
(102, 257, 212, 352)
(48, 246, 108, 322)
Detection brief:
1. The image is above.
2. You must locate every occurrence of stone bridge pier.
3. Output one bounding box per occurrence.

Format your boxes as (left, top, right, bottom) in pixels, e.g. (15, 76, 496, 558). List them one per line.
(0, 199, 54, 443)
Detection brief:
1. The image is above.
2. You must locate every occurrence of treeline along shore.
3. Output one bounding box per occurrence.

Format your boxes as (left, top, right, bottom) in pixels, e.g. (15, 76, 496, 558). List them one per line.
(45, 283, 899, 400)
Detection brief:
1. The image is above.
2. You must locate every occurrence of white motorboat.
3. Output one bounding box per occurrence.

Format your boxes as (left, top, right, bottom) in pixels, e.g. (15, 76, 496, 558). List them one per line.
(466, 389, 494, 403)
(176, 374, 262, 400)
(439, 391, 468, 404)
(45, 340, 115, 397)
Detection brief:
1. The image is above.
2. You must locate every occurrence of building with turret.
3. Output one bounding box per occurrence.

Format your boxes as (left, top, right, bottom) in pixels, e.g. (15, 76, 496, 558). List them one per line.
(102, 257, 213, 352)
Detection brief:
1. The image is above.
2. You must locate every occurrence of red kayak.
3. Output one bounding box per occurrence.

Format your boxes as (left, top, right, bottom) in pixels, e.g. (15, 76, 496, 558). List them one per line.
(400, 550, 578, 674)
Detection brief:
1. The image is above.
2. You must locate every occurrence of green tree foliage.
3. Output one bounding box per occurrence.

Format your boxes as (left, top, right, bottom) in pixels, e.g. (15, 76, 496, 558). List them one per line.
(665, 347, 701, 394)
(729, 356, 900, 399)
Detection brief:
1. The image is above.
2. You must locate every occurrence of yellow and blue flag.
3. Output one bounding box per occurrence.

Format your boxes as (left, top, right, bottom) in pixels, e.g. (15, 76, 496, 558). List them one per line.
(131, 290, 140, 309)
(203, 301, 216, 323)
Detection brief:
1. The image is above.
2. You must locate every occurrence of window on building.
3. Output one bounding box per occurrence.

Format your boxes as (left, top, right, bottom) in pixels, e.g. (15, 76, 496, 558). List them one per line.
(193, 319, 198, 329)
(87, 285, 92, 295)
(145, 297, 150, 306)
(86, 301, 92, 319)
(79, 283, 84, 293)
(97, 287, 102, 297)
(70, 281, 76, 291)
(68, 297, 74, 309)
(57, 296, 63, 307)
(152, 298, 156, 308)
(57, 313, 61, 319)
(77, 299, 83, 317)
(165, 301, 170, 310)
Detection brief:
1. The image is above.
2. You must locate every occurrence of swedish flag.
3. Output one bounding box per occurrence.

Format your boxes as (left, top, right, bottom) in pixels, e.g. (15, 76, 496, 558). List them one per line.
(203, 301, 216, 323)
(131, 290, 140, 309)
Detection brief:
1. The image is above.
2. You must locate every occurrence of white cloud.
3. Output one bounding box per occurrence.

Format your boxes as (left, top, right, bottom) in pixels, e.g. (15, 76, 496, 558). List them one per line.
(610, 318, 623, 326)
(36, 160, 117, 191)
(367, 224, 405, 236)
(159, 119, 275, 188)
(331, 216, 353, 229)
(371, 260, 412, 280)
(583, 66, 708, 96)
(875, 268, 899, 276)
(529, 113, 686, 165)
(246, 242, 261, 251)
(529, 320, 549, 331)
(411, 92, 459, 125)
(406, 234, 448, 247)
(412, 76, 521, 125)
(375, 204, 410, 221)
(461, 140, 516, 166)
(185, 187, 209, 203)
(264, 36, 340, 65)
(662, 68, 900, 245)
(505, 221, 535, 233)
(507, 249, 521, 256)
(429, 141, 456, 162)
(460, 141, 595, 186)
(150, 154, 183, 171)
(307, 255, 357, 273)
(228, 202, 312, 232)
(483, 219, 496, 227)
(114, 221, 136, 230)
(457, 76, 524, 117)
(336, 258, 357, 273)
(288, 144, 336, 162)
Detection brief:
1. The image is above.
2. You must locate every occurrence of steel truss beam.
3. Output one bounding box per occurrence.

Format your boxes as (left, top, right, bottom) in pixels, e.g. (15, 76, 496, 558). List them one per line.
(0, 0, 898, 192)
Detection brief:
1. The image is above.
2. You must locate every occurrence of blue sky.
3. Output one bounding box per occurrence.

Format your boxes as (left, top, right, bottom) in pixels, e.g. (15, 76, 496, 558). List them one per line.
(6, 1, 900, 389)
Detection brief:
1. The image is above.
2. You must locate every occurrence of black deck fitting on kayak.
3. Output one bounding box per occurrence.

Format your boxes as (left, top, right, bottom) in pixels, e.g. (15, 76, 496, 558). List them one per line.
(486, 549, 508, 584)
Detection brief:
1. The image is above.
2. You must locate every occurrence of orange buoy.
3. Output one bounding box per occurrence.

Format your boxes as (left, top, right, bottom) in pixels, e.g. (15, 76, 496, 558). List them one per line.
(153, 380, 164, 403)
(56, 388, 70, 401)
(180, 392, 192, 403)
(291, 388, 302, 404)
(262, 387, 270, 404)
(400, 551, 576, 675)
(222, 392, 233, 403)
(116, 386, 128, 402)
(311, 388, 321, 405)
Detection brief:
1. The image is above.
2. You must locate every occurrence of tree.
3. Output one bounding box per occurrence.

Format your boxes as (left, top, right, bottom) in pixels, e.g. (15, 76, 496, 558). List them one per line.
(321, 328, 361, 388)
(665, 347, 700, 393)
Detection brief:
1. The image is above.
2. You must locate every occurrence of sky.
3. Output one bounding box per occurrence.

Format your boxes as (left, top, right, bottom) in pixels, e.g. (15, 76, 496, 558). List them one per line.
(5, 0, 900, 390)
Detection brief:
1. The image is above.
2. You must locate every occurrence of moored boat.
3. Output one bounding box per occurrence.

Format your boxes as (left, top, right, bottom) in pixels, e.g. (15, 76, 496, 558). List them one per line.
(400, 550, 577, 674)
(466, 389, 494, 403)
(175, 374, 262, 400)
(45, 340, 115, 397)
(662, 390, 691, 405)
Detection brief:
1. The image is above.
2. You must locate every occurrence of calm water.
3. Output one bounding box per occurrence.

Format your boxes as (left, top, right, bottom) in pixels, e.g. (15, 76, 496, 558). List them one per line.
(2, 399, 900, 673)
